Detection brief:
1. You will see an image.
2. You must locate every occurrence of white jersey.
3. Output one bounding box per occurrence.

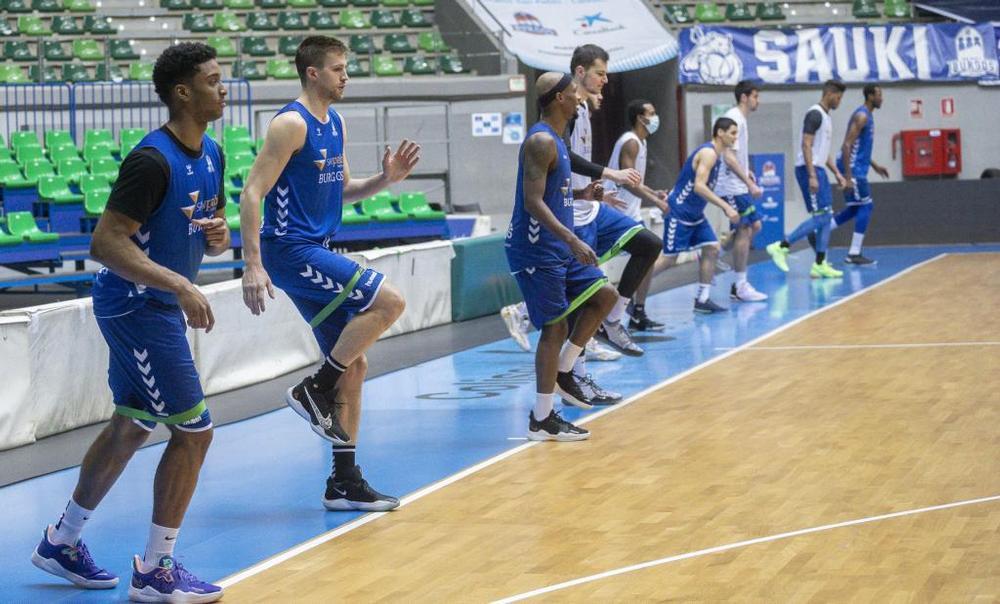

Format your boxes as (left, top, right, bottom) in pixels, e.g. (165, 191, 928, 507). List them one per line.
(605, 131, 646, 220)
(714, 106, 749, 197)
(795, 103, 832, 168)
(569, 102, 600, 226)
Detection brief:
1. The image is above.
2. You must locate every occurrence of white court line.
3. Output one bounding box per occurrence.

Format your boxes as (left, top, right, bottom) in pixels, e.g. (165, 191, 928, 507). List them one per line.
(493, 494, 1000, 603)
(716, 341, 1000, 351)
(217, 252, 948, 588)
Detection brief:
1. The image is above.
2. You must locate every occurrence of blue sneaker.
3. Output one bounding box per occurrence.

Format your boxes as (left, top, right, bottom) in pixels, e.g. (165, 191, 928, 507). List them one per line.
(129, 555, 223, 603)
(31, 525, 119, 589)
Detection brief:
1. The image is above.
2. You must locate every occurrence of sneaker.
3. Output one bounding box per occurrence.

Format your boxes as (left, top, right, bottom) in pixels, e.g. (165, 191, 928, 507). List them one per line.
(128, 555, 222, 603)
(810, 261, 844, 279)
(845, 253, 876, 266)
(555, 371, 593, 409)
(576, 373, 622, 405)
(585, 338, 621, 362)
(694, 298, 727, 314)
(500, 304, 531, 352)
(31, 526, 118, 589)
(715, 257, 732, 273)
(730, 281, 769, 302)
(596, 321, 644, 356)
(285, 378, 350, 445)
(528, 410, 590, 442)
(766, 241, 790, 272)
(323, 465, 400, 512)
(627, 306, 665, 331)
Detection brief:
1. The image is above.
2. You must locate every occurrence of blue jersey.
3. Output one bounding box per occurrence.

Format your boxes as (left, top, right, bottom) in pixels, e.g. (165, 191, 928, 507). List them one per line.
(668, 142, 720, 223)
(261, 101, 345, 243)
(93, 129, 222, 317)
(505, 122, 573, 271)
(838, 105, 874, 176)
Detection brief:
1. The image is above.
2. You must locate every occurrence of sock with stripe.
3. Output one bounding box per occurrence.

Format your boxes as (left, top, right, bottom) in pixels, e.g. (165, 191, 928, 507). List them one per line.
(312, 356, 347, 392)
(332, 446, 356, 480)
(50, 499, 92, 546)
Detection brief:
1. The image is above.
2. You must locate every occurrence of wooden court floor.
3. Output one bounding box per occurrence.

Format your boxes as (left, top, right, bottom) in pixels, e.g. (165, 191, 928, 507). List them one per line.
(224, 253, 999, 602)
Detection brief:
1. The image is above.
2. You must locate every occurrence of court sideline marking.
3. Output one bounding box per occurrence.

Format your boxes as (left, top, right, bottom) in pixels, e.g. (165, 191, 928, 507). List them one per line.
(494, 494, 1000, 603)
(217, 253, 948, 589)
(717, 341, 1000, 351)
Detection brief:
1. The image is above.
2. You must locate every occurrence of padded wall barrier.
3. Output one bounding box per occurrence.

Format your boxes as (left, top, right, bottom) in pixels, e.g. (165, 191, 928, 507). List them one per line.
(450, 233, 522, 321)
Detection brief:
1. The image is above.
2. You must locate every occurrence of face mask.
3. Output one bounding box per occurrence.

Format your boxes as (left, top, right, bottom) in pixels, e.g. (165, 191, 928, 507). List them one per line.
(644, 115, 660, 135)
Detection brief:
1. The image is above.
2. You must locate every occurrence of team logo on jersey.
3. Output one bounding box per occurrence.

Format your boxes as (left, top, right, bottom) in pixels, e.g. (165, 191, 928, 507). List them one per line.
(185, 164, 194, 176)
(561, 178, 572, 207)
(206, 156, 215, 174)
(316, 127, 322, 137)
(314, 149, 329, 171)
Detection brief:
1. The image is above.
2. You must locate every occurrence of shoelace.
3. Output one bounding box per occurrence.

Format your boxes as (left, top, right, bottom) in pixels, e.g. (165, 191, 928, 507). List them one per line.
(581, 374, 611, 397)
(615, 324, 636, 347)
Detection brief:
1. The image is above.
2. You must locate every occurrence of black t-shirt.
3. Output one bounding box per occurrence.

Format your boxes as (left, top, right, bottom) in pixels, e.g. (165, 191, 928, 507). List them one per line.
(105, 127, 226, 224)
(802, 109, 824, 136)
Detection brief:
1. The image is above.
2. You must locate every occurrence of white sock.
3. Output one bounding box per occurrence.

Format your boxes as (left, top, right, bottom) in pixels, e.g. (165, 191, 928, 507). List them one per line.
(143, 523, 179, 571)
(735, 271, 748, 287)
(50, 499, 93, 545)
(573, 354, 586, 376)
(829, 217, 837, 229)
(558, 342, 583, 373)
(533, 392, 554, 420)
(606, 296, 628, 324)
(849, 233, 865, 255)
(696, 283, 711, 303)
(516, 301, 528, 317)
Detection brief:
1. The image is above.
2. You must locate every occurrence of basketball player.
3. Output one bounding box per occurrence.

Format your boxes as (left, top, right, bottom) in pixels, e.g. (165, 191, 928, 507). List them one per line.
(714, 80, 767, 302)
(833, 84, 888, 265)
(651, 117, 741, 313)
(32, 43, 226, 601)
(767, 80, 847, 278)
(240, 36, 418, 511)
(506, 72, 618, 439)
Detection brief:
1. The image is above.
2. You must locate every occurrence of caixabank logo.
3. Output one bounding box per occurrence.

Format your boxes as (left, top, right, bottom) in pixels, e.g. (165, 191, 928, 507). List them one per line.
(573, 12, 624, 36)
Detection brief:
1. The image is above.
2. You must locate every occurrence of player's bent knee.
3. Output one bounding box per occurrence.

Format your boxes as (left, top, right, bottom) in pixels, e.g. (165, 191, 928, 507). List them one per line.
(377, 283, 406, 319)
(169, 425, 213, 451)
(751, 221, 762, 234)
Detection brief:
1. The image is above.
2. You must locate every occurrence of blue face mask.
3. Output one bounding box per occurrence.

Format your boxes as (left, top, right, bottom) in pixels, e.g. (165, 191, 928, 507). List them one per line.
(644, 115, 660, 135)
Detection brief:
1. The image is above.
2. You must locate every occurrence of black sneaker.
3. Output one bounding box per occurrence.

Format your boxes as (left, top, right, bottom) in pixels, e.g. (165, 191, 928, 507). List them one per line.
(628, 308, 665, 332)
(694, 298, 727, 314)
(285, 379, 351, 444)
(844, 253, 876, 266)
(555, 371, 593, 409)
(528, 410, 589, 442)
(323, 465, 400, 512)
(578, 373, 622, 405)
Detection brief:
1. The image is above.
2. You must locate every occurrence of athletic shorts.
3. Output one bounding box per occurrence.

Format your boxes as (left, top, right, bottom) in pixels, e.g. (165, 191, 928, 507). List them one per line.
(512, 259, 607, 329)
(96, 299, 211, 432)
(794, 165, 832, 214)
(662, 216, 718, 255)
(724, 193, 761, 228)
(262, 237, 385, 353)
(845, 177, 872, 206)
(573, 204, 644, 265)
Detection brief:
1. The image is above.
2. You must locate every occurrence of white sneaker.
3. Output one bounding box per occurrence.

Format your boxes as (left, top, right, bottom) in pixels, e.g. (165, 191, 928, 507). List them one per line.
(500, 303, 531, 351)
(731, 281, 768, 302)
(585, 338, 621, 362)
(597, 321, 644, 357)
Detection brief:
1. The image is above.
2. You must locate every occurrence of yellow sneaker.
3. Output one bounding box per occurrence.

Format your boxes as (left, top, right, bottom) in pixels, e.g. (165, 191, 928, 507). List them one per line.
(810, 261, 843, 278)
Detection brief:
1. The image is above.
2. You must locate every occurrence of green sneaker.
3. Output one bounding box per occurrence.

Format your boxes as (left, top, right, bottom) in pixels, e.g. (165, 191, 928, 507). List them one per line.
(766, 241, 789, 272)
(811, 261, 843, 279)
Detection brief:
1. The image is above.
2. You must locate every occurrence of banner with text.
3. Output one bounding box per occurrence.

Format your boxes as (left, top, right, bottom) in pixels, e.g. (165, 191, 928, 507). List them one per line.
(679, 23, 999, 85)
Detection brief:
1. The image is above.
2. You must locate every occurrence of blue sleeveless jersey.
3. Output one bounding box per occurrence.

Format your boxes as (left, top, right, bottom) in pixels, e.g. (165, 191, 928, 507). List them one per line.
(668, 142, 720, 223)
(93, 129, 223, 317)
(261, 101, 345, 243)
(505, 122, 574, 271)
(838, 105, 874, 176)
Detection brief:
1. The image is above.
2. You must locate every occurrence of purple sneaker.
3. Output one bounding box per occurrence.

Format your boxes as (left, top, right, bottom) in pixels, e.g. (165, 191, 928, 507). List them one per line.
(129, 555, 223, 603)
(31, 525, 119, 589)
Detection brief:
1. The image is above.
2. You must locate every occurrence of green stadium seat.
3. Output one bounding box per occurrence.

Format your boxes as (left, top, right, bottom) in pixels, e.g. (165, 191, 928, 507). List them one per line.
(48, 143, 81, 163)
(90, 156, 119, 182)
(257, 0, 286, 7)
(5, 41, 35, 62)
(184, 13, 217, 32)
(73, 39, 104, 61)
(279, 35, 303, 56)
(2, 0, 31, 12)
(0, 222, 22, 246)
(0, 65, 29, 83)
(129, 62, 154, 81)
(382, 0, 408, 6)
(242, 36, 275, 56)
(400, 9, 429, 28)
(319, 0, 347, 6)
(0, 161, 30, 188)
(373, 55, 402, 76)
(418, 31, 449, 53)
(45, 130, 75, 149)
(288, 0, 316, 6)
(232, 60, 265, 80)
(309, 10, 339, 29)
(883, 0, 911, 18)
(246, 12, 277, 30)
(44, 41, 73, 61)
(0, 147, 12, 162)
(57, 157, 88, 184)
(398, 191, 445, 220)
(266, 58, 298, 79)
(30, 64, 62, 82)
(23, 158, 56, 184)
(438, 54, 465, 74)
(215, 12, 246, 32)
(84, 15, 115, 34)
(83, 143, 114, 163)
(225, 0, 253, 7)
(109, 39, 140, 60)
(224, 140, 253, 158)
(341, 201, 369, 225)
(371, 9, 400, 28)
(349, 34, 375, 54)
(63, 63, 94, 82)
(85, 129, 117, 152)
(278, 11, 308, 30)
(384, 33, 414, 53)
(694, 2, 725, 22)
(66, 0, 95, 10)
(206, 36, 237, 58)
(726, 2, 754, 21)
(223, 125, 251, 144)
(351, 0, 377, 6)
(346, 56, 369, 77)
(6, 211, 59, 243)
(756, 1, 785, 20)
(80, 172, 110, 194)
(53, 15, 84, 34)
(404, 54, 433, 75)
(362, 192, 406, 221)
(224, 202, 240, 230)
(38, 174, 84, 204)
(32, 0, 62, 13)
(193, 0, 223, 7)
(664, 4, 691, 24)
(852, 0, 880, 18)
(16, 144, 45, 164)
(161, 0, 190, 8)
(411, 0, 432, 5)
(84, 187, 110, 215)
(10, 131, 38, 150)
(340, 9, 368, 29)
(96, 63, 126, 81)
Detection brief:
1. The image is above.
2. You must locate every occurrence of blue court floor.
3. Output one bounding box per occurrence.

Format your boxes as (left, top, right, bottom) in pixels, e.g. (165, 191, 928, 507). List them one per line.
(2, 244, 997, 601)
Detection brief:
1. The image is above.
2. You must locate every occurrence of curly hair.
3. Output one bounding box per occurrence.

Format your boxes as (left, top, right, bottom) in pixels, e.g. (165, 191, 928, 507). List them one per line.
(153, 42, 218, 107)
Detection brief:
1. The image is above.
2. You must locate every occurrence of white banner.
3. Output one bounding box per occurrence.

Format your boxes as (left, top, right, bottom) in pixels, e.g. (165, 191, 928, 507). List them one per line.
(473, 0, 678, 72)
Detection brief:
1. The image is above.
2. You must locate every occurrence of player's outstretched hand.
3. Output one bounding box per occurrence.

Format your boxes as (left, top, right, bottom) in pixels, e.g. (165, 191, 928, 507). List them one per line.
(568, 236, 598, 266)
(606, 168, 642, 188)
(874, 165, 889, 179)
(242, 263, 276, 316)
(383, 139, 421, 183)
(178, 283, 215, 332)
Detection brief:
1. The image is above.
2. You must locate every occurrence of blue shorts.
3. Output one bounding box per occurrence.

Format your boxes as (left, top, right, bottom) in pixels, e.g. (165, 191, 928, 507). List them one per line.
(663, 216, 718, 255)
(573, 204, 644, 264)
(96, 300, 211, 432)
(794, 165, 832, 214)
(513, 259, 607, 329)
(845, 177, 872, 206)
(723, 194, 761, 228)
(262, 238, 385, 353)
